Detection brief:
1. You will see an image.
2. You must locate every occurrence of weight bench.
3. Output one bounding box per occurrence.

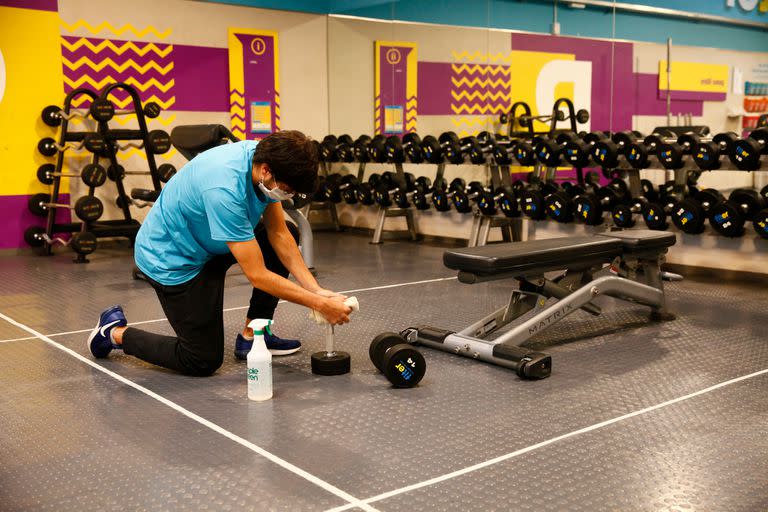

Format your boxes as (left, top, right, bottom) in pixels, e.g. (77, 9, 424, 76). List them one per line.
(401, 230, 677, 379)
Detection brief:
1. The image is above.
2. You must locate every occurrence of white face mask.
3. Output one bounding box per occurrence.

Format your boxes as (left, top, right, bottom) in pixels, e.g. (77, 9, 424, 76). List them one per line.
(259, 177, 294, 202)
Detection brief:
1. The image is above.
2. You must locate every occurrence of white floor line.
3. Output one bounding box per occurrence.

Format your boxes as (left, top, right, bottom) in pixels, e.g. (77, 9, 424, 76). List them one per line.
(0, 276, 457, 343)
(0, 310, 379, 512)
(325, 367, 768, 512)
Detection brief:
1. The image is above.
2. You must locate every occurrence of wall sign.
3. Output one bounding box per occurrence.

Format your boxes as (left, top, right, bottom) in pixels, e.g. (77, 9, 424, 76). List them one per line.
(374, 41, 417, 135)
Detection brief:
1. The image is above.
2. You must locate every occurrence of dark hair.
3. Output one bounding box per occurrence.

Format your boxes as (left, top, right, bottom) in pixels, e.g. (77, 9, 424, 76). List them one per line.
(253, 130, 319, 195)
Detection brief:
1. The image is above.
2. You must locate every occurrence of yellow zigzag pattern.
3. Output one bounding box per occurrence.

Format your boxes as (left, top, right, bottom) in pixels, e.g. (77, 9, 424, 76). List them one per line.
(231, 118, 246, 130)
(62, 56, 174, 75)
(451, 64, 511, 77)
(61, 38, 172, 57)
(64, 75, 175, 93)
(111, 113, 177, 126)
(60, 19, 172, 39)
(70, 94, 175, 109)
(231, 105, 246, 119)
(451, 51, 514, 64)
(451, 90, 512, 102)
(230, 92, 245, 107)
(406, 97, 417, 109)
(451, 104, 507, 115)
(451, 117, 493, 129)
(116, 148, 178, 161)
(451, 76, 510, 89)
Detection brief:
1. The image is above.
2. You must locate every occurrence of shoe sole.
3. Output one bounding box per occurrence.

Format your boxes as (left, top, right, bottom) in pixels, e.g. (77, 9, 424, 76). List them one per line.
(269, 347, 301, 356)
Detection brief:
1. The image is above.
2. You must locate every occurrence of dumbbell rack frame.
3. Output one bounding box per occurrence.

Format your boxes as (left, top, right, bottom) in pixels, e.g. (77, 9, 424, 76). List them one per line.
(37, 87, 140, 262)
(304, 161, 343, 232)
(370, 163, 419, 244)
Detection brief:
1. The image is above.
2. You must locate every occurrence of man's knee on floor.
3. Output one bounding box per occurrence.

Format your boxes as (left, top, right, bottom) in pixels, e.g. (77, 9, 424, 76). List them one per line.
(178, 351, 224, 377)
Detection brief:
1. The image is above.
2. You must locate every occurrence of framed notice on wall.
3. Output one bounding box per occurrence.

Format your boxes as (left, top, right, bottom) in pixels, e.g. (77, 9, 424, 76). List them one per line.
(374, 41, 417, 136)
(228, 28, 280, 140)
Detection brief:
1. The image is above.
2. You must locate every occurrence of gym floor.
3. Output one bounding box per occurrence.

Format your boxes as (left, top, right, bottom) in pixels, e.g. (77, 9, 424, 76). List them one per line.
(1, 231, 767, 511)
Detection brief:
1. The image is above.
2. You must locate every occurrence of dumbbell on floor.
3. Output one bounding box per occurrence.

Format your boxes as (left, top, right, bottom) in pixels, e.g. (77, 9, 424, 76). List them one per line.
(709, 188, 767, 237)
(28, 193, 104, 222)
(36, 163, 107, 188)
(107, 164, 177, 183)
(369, 332, 425, 388)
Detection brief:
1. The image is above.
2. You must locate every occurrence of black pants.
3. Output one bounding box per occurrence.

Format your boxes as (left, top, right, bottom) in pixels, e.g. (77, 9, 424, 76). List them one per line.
(123, 222, 299, 376)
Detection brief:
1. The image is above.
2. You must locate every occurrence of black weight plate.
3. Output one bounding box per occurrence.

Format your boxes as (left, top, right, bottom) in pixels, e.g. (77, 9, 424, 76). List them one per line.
(70, 232, 97, 255)
(24, 226, 47, 247)
(143, 101, 161, 118)
(693, 141, 720, 170)
(671, 198, 706, 234)
(74, 196, 104, 222)
(41, 105, 62, 127)
(311, 351, 351, 376)
(147, 130, 171, 154)
(36, 164, 56, 185)
(28, 193, 51, 216)
(753, 210, 768, 239)
(729, 189, 764, 220)
(157, 163, 177, 183)
(90, 98, 115, 122)
(369, 332, 404, 373)
(709, 201, 745, 237)
(641, 202, 669, 231)
(611, 204, 636, 228)
(81, 164, 107, 188)
(574, 194, 603, 225)
(520, 190, 546, 220)
(107, 165, 125, 181)
(83, 133, 108, 155)
(382, 345, 425, 388)
(545, 190, 573, 223)
(625, 143, 649, 168)
(37, 137, 58, 157)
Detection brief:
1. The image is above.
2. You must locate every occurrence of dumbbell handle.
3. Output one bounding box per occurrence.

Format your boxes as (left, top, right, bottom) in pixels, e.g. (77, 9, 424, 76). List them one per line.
(325, 323, 335, 357)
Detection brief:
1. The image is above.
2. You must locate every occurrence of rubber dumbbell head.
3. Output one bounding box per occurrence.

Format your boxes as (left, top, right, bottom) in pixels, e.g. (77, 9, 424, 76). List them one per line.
(369, 332, 425, 388)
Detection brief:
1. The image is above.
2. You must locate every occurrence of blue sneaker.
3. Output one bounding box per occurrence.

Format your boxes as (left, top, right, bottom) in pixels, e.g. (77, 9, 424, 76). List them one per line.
(87, 305, 127, 358)
(234, 328, 301, 359)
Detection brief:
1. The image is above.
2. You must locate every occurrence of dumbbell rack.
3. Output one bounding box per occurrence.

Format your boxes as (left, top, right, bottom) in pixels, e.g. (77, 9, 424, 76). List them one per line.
(33, 87, 135, 262)
(94, 82, 167, 221)
(468, 163, 523, 247)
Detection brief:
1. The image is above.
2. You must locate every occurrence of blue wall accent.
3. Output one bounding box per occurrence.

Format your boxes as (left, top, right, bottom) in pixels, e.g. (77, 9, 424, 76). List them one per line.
(201, 0, 768, 52)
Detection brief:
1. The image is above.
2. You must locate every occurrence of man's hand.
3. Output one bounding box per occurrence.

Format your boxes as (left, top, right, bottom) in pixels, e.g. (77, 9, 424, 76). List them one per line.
(318, 297, 352, 325)
(315, 288, 348, 302)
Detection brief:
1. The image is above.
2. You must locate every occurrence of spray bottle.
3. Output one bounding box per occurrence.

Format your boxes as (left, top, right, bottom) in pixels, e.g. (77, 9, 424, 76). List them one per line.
(247, 319, 273, 401)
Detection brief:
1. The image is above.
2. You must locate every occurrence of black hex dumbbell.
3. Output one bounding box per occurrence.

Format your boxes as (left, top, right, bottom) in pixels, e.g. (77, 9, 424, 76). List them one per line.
(669, 188, 724, 234)
(592, 131, 643, 168)
(574, 179, 630, 225)
(692, 132, 739, 171)
(352, 135, 372, 163)
(442, 133, 482, 165)
(411, 177, 446, 211)
(520, 180, 560, 220)
(476, 186, 519, 217)
(367, 134, 389, 163)
(451, 181, 488, 213)
(369, 332, 426, 388)
(534, 132, 578, 168)
(320, 174, 360, 203)
(709, 188, 767, 237)
(544, 181, 588, 223)
(385, 133, 424, 164)
(625, 133, 674, 169)
(431, 178, 466, 212)
(729, 128, 768, 171)
(373, 172, 417, 208)
(657, 133, 701, 170)
(467, 132, 508, 165)
(353, 173, 383, 205)
(320, 135, 355, 163)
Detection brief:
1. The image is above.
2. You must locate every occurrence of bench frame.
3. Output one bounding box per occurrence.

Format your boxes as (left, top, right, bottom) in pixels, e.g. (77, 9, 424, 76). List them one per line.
(402, 235, 675, 379)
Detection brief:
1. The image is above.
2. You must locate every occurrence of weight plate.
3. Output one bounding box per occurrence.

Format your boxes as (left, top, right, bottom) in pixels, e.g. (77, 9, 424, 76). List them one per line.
(81, 164, 107, 188)
(641, 202, 669, 231)
(28, 193, 51, 216)
(709, 201, 745, 237)
(36, 164, 56, 185)
(157, 163, 177, 183)
(310, 351, 351, 376)
(143, 101, 161, 119)
(41, 105, 62, 127)
(147, 130, 171, 154)
(753, 210, 768, 239)
(70, 231, 97, 255)
(89, 98, 115, 122)
(74, 196, 104, 222)
(671, 198, 706, 234)
(382, 345, 425, 388)
(24, 226, 47, 247)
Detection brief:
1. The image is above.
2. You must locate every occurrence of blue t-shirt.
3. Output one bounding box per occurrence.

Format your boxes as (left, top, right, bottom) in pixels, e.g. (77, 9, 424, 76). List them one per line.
(134, 140, 275, 285)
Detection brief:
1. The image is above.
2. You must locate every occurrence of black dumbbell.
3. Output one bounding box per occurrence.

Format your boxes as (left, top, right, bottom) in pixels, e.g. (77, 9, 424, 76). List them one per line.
(625, 133, 673, 169)
(24, 227, 97, 255)
(753, 208, 768, 239)
(419, 135, 446, 164)
(467, 132, 508, 165)
(692, 132, 739, 171)
(657, 133, 701, 170)
(40, 105, 91, 127)
(670, 188, 724, 234)
(373, 172, 416, 208)
(353, 173, 383, 205)
(592, 131, 642, 168)
(385, 133, 424, 163)
(562, 134, 594, 169)
(520, 180, 560, 221)
(107, 163, 176, 183)
(534, 133, 572, 167)
(544, 182, 587, 223)
(367, 134, 389, 163)
(369, 332, 426, 388)
(442, 133, 480, 165)
(709, 188, 767, 237)
(36, 163, 107, 188)
(574, 179, 629, 225)
(431, 178, 466, 212)
(491, 137, 520, 165)
(729, 128, 768, 171)
(320, 135, 355, 163)
(28, 193, 104, 222)
(410, 178, 446, 211)
(352, 135, 372, 163)
(451, 181, 488, 213)
(513, 138, 541, 166)
(476, 186, 518, 217)
(320, 174, 359, 203)
(640, 183, 683, 230)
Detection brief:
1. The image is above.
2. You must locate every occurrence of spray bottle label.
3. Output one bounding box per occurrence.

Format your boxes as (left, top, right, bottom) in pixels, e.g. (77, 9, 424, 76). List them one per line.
(247, 368, 259, 381)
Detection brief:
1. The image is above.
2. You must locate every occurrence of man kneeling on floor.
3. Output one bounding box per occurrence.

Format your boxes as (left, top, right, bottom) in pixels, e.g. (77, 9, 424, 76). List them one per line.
(87, 131, 352, 376)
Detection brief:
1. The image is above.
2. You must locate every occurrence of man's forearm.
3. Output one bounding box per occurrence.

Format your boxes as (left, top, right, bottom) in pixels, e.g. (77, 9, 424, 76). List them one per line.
(270, 230, 319, 291)
(247, 267, 323, 310)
